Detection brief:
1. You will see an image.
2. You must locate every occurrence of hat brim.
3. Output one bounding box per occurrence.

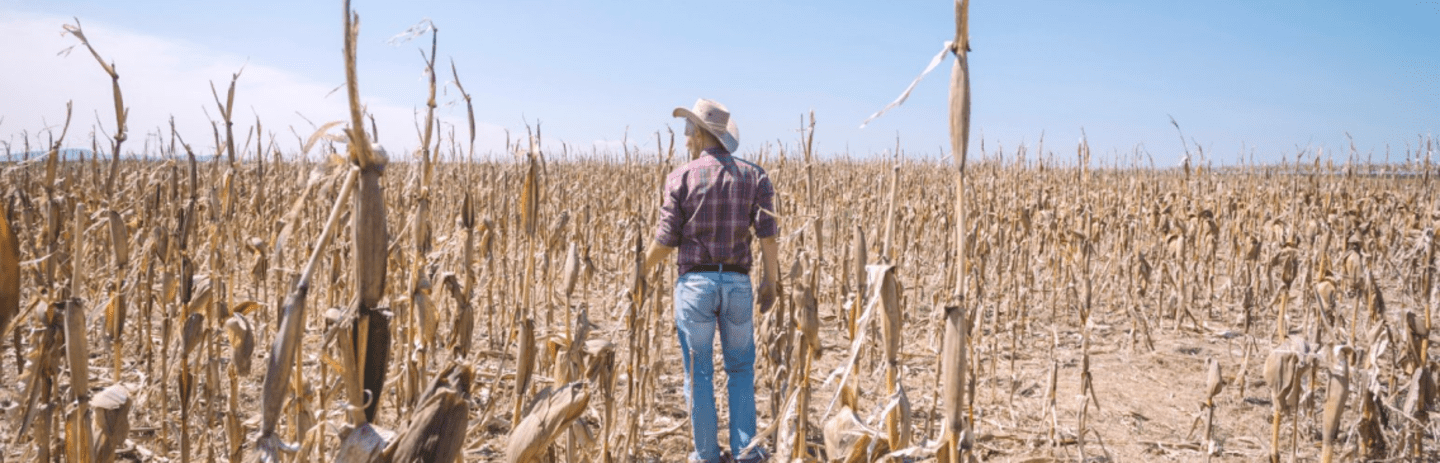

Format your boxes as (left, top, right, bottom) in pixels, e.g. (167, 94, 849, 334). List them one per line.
(673, 107, 739, 153)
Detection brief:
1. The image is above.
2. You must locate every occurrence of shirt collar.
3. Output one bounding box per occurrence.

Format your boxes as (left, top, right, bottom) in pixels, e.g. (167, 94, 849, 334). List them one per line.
(702, 147, 731, 158)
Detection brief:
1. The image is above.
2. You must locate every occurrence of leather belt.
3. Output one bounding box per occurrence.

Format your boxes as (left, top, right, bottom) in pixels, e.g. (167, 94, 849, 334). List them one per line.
(688, 264, 749, 275)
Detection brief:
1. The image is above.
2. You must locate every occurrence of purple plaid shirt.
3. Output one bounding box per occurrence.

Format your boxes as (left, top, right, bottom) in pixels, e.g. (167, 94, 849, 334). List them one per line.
(656, 147, 778, 276)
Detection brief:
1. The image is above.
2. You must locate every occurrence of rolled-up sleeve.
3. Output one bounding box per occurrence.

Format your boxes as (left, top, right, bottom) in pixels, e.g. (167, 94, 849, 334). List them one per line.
(655, 172, 685, 247)
(752, 171, 778, 239)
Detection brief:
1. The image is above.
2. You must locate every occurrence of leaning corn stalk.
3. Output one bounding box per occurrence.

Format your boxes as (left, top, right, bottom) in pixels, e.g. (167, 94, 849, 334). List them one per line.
(506, 382, 590, 463)
(256, 167, 358, 462)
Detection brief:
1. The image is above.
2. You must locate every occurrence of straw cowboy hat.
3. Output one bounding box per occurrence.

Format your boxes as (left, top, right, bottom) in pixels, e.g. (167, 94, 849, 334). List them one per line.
(673, 98, 740, 153)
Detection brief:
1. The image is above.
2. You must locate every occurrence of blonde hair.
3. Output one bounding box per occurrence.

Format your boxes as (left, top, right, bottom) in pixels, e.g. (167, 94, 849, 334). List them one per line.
(686, 123, 723, 157)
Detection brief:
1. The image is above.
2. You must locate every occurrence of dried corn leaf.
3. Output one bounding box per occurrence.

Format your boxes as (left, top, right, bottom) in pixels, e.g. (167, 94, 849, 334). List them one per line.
(106, 209, 127, 269)
(225, 312, 255, 376)
(824, 405, 880, 463)
(387, 362, 473, 463)
(561, 241, 580, 298)
(505, 382, 590, 463)
(91, 384, 131, 463)
(334, 423, 389, 463)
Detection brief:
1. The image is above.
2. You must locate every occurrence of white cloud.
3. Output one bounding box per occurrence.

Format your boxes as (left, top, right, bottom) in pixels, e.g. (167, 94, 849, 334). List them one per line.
(0, 9, 510, 160)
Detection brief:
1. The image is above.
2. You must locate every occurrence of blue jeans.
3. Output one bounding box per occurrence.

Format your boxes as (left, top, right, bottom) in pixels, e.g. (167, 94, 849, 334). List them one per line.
(673, 271, 762, 463)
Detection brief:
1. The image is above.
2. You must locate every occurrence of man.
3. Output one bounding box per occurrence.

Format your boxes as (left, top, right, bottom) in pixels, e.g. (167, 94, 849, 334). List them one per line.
(638, 98, 779, 463)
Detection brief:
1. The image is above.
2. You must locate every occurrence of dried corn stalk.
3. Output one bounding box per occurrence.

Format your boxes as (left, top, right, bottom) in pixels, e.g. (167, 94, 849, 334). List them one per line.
(0, 198, 17, 348)
(520, 152, 540, 238)
(871, 264, 911, 451)
(62, 206, 94, 463)
(339, 0, 393, 425)
(1402, 365, 1434, 459)
(441, 273, 474, 357)
(939, 304, 969, 463)
(513, 317, 537, 429)
(1320, 346, 1351, 463)
(1263, 342, 1302, 463)
(1202, 357, 1224, 456)
(61, 19, 128, 194)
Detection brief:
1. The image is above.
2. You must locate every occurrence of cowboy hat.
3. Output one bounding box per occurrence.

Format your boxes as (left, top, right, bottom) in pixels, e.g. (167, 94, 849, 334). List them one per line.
(673, 98, 740, 153)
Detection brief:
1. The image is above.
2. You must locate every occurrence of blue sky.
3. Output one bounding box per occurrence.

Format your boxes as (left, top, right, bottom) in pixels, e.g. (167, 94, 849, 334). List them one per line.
(2, 1, 1436, 166)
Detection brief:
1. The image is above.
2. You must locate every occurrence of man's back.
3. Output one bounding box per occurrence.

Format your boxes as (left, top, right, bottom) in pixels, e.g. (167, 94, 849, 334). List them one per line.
(656, 148, 778, 276)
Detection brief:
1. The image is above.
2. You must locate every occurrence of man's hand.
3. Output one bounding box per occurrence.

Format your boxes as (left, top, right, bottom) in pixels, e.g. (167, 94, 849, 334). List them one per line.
(757, 277, 778, 313)
(757, 236, 779, 313)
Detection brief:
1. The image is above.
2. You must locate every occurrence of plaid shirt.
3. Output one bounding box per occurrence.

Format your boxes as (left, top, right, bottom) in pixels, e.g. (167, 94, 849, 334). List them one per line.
(656, 147, 778, 276)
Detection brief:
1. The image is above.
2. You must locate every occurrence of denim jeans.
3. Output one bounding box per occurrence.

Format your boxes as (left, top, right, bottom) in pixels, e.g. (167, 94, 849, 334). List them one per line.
(673, 271, 763, 463)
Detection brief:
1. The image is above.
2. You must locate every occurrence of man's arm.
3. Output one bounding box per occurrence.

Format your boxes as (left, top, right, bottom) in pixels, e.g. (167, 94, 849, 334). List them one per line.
(626, 240, 674, 302)
(641, 240, 675, 276)
(757, 236, 779, 311)
(759, 237, 778, 285)
(753, 169, 780, 311)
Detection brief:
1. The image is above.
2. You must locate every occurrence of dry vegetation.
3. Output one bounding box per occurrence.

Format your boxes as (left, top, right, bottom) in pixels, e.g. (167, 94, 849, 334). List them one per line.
(1, 2, 1439, 463)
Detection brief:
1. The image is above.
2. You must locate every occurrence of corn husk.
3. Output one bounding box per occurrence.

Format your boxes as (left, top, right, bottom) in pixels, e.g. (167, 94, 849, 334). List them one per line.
(91, 385, 131, 463)
(506, 382, 590, 463)
(225, 312, 255, 376)
(386, 362, 473, 463)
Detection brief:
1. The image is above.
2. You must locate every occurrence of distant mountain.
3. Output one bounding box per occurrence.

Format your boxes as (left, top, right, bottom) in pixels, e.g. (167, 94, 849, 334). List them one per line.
(6, 148, 95, 162)
(3, 148, 216, 163)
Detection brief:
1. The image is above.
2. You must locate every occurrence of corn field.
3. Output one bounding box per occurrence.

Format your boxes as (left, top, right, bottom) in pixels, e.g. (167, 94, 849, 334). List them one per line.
(1, 3, 1438, 463)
